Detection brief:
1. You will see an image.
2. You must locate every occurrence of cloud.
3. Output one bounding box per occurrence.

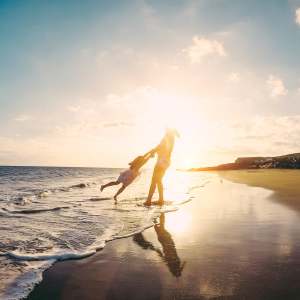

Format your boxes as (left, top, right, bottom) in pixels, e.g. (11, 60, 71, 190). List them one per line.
(139, 0, 159, 30)
(227, 72, 240, 83)
(52, 86, 157, 140)
(183, 0, 200, 17)
(105, 86, 156, 108)
(67, 105, 81, 112)
(230, 115, 300, 155)
(14, 114, 32, 122)
(266, 75, 288, 98)
(295, 8, 300, 25)
(95, 50, 108, 65)
(206, 115, 300, 165)
(183, 36, 227, 63)
(103, 121, 135, 128)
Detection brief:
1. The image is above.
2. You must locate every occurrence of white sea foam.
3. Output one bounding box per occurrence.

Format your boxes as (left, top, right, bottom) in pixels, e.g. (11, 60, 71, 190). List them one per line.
(0, 259, 54, 300)
(0, 166, 211, 300)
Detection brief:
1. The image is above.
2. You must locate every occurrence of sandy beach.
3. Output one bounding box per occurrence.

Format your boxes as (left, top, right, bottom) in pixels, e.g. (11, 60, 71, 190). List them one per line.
(27, 170, 300, 300)
(2, 0, 300, 299)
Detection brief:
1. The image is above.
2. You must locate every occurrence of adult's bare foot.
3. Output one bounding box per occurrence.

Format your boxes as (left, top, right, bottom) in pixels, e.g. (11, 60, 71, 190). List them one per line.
(152, 200, 164, 206)
(143, 200, 151, 206)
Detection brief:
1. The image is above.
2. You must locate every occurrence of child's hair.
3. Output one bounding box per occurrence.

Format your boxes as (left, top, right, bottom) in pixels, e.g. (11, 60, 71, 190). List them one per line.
(129, 156, 144, 169)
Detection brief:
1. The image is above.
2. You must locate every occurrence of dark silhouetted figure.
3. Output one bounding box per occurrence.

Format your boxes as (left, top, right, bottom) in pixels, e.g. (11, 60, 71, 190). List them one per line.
(144, 129, 179, 206)
(133, 213, 185, 277)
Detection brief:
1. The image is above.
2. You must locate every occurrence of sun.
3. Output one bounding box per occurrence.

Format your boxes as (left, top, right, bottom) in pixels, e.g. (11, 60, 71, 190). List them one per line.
(133, 89, 217, 169)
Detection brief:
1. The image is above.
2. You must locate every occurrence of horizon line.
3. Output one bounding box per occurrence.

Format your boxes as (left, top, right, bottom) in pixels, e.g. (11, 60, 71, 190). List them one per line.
(0, 164, 125, 169)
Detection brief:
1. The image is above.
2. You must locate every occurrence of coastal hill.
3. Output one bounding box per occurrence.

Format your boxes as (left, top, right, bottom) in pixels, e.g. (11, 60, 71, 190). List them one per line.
(189, 153, 300, 171)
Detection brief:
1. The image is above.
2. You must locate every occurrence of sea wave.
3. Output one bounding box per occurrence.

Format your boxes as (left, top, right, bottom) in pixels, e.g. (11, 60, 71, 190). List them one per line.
(2, 206, 70, 215)
(0, 166, 211, 300)
(6, 178, 111, 206)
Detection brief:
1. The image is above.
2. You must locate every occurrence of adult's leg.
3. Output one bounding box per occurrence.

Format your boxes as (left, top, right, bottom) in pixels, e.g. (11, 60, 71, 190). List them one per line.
(144, 170, 158, 206)
(157, 180, 164, 203)
(101, 181, 119, 191)
(156, 168, 167, 204)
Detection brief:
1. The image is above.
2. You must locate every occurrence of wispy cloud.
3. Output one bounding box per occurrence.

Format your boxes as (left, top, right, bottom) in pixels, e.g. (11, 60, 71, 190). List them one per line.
(67, 105, 81, 112)
(14, 114, 32, 122)
(221, 115, 300, 157)
(103, 121, 135, 128)
(227, 72, 241, 83)
(139, 0, 158, 30)
(295, 8, 300, 25)
(266, 75, 288, 98)
(183, 36, 227, 63)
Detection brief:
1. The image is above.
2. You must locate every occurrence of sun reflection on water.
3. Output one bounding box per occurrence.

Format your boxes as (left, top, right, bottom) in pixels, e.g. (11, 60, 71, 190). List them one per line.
(165, 209, 192, 235)
(161, 169, 195, 235)
(163, 168, 192, 202)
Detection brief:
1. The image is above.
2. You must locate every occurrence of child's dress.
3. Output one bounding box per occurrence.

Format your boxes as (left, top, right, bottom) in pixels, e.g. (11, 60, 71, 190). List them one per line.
(117, 169, 140, 186)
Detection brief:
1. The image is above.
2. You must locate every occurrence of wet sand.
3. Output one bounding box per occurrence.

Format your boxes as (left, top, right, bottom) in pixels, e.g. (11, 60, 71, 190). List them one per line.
(27, 170, 300, 300)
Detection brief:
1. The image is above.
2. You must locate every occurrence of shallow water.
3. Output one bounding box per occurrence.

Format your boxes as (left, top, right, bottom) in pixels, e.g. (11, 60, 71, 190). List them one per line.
(136, 170, 300, 299)
(27, 170, 300, 300)
(0, 166, 209, 299)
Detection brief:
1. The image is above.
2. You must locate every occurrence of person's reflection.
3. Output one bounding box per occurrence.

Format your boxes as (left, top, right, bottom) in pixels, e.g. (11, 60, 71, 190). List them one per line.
(133, 213, 185, 277)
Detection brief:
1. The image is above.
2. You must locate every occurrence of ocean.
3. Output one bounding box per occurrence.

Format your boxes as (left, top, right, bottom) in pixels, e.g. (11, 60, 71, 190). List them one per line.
(0, 166, 210, 300)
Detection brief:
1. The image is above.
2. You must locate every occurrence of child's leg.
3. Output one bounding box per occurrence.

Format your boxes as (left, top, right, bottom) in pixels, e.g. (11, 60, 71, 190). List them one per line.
(113, 184, 126, 201)
(101, 181, 119, 192)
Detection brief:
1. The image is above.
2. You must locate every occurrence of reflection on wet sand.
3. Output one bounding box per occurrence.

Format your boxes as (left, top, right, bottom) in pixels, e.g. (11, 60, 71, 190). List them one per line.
(133, 213, 185, 277)
(218, 169, 300, 213)
(27, 171, 300, 300)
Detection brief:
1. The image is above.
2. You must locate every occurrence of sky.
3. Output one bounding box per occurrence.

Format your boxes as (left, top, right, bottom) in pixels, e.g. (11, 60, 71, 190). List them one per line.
(1, 0, 300, 168)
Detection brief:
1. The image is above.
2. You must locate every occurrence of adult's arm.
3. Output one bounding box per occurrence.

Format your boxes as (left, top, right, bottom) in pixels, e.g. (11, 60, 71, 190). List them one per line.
(143, 147, 157, 159)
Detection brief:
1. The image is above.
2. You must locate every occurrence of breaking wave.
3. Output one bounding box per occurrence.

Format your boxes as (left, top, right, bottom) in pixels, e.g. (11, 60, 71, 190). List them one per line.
(0, 166, 211, 300)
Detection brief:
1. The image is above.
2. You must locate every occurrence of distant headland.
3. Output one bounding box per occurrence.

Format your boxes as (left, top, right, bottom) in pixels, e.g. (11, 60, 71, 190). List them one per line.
(188, 153, 300, 171)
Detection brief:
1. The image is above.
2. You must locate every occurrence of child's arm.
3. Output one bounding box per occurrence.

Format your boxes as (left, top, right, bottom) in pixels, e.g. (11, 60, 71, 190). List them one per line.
(139, 148, 157, 168)
(136, 146, 160, 170)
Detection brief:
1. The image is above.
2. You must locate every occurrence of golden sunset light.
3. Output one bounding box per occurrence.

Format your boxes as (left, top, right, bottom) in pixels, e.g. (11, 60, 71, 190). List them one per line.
(2, 1, 300, 299)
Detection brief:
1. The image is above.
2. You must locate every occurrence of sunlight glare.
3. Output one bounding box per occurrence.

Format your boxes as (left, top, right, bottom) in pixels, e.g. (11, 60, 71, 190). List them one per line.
(140, 91, 216, 168)
(163, 169, 191, 201)
(165, 209, 192, 235)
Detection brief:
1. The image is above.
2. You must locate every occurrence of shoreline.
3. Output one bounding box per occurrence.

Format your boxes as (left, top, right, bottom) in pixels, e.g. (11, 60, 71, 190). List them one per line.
(27, 170, 300, 299)
(26, 225, 163, 300)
